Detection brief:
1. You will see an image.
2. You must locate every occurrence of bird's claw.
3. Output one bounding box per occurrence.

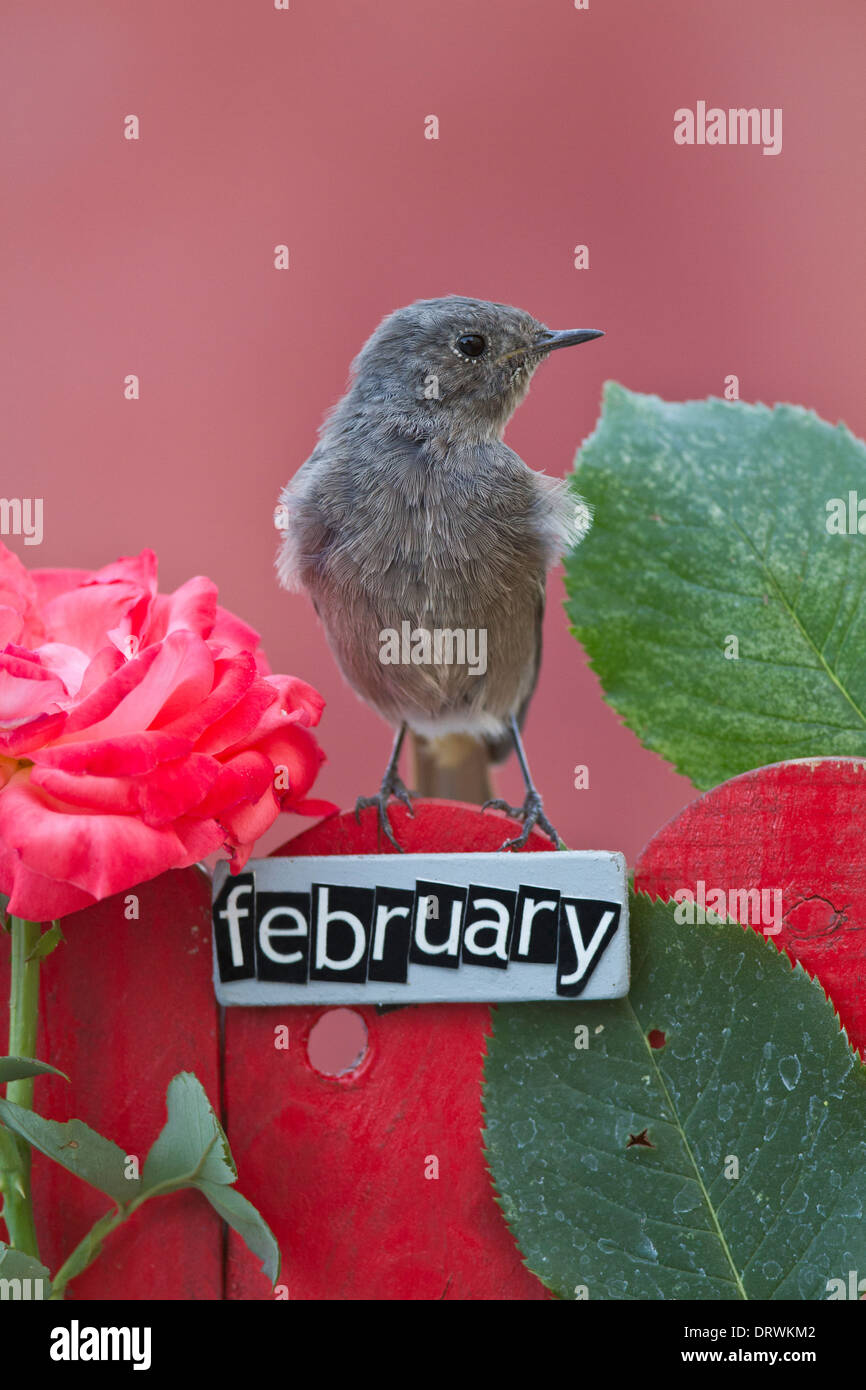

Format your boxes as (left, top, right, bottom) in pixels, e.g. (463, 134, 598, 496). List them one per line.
(354, 775, 415, 852)
(482, 790, 562, 852)
(482, 796, 524, 819)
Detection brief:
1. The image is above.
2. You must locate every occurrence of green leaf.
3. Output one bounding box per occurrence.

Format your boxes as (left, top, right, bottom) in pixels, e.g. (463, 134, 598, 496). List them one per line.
(140, 1075, 274, 1284)
(0, 1243, 51, 1297)
(483, 890, 866, 1300)
(0, 1100, 140, 1204)
(25, 923, 64, 963)
(197, 1180, 281, 1285)
(565, 383, 866, 789)
(47, 1210, 120, 1298)
(0, 1056, 68, 1084)
(142, 1072, 237, 1191)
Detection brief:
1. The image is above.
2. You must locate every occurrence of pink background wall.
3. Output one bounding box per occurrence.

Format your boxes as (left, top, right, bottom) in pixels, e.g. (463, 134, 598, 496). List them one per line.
(3, 0, 864, 862)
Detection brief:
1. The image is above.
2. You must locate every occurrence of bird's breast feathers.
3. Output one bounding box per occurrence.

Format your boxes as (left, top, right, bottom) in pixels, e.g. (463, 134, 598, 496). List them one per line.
(277, 435, 585, 599)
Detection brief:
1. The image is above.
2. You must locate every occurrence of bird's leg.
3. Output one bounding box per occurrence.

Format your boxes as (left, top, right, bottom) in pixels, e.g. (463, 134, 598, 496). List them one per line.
(354, 722, 414, 852)
(482, 716, 563, 851)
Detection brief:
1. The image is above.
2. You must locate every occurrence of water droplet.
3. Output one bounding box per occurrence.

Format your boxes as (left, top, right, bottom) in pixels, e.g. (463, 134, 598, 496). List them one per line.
(510, 1117, 537, 1149)
(779, 1055, 801, 1091)
(717, 1082, 738, 1123)
(635, 1233, 658, 1262)
(673, 1185, 702, 1215)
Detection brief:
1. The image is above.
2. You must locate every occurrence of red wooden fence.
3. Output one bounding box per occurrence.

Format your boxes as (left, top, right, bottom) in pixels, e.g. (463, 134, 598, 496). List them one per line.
(2, 759, 864, 1299)
(635, 758, 866, 1058)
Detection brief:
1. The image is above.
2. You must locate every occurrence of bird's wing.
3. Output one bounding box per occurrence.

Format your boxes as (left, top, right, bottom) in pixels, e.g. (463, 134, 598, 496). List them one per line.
(275, 450, 337, 594)
(484, 582, 544, 765)
(481, 461, 587, 766)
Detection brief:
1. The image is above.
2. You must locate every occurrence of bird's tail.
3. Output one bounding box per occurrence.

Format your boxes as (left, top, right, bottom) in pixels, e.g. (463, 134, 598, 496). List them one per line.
(411, 732, 493, 804)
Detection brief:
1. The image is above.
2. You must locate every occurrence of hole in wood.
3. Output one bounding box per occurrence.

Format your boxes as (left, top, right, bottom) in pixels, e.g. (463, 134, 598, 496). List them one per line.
(307, 1008, 369, 1077)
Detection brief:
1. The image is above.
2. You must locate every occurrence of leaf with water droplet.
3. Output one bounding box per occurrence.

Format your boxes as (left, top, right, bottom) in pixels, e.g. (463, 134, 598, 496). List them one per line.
(564, 386, 866, 788)
(483, 891, 866, 1300)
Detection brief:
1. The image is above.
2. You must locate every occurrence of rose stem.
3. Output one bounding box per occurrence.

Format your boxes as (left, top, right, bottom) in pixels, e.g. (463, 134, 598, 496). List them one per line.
(1, 917, 42, 1257)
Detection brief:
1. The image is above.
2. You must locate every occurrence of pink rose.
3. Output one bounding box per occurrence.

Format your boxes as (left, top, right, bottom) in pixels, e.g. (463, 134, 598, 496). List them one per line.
(0, 545, 335, 920)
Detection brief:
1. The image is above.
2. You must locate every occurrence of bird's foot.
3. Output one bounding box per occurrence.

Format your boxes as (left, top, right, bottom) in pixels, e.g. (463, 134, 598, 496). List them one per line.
(482, 789, 562, 852)
(354, 774, 415, 852)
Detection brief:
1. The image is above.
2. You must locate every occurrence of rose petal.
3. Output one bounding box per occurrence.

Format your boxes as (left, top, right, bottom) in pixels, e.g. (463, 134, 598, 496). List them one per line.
(76, 645, 126, 700)
(153, 653, 258, 741)
(210, 604, 263, 658)
(190, 676, 279, 755)
(60, 632, 213, 742)
(34, 642, 90, 699)
(209, 673, 324, 761)
(0, 837, 97, 919)
(0, 710, 68, 757)
(265, 674, 326, 727)
(145, 576, 218, 645)
(30, 567, 93, 605)
(194, 749, 274, 818)
(291, 797, 339, 816)
(0, 648, 68, 721)
(30, 753, 220, 827)
(58, 644, 162, 738)
(171, 814, 229, 863)
(219, 783, 281, 862)
(88, 550, 158, 591)
(31, 730, 192, 774)
(0, 772, 205, 902)
(41, 581, 149, 657)
(0, 546, 43, 645)
(253, 724, 327, 808)
(0, 607, 23, 646)
(138, 632, 214, 726)
(137, 754, 221, 826)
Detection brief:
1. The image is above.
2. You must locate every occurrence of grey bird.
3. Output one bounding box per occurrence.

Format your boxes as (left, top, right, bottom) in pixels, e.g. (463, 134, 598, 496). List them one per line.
(276, 295, 602, 850)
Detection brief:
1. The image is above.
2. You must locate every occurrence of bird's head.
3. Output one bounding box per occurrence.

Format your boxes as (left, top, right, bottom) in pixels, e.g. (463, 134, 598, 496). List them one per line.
(345, 295, 603, 441)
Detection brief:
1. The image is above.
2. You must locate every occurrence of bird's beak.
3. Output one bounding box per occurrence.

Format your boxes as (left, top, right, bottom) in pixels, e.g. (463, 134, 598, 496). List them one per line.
(499, 328, 604, 363)
(532, 328, 604, 353)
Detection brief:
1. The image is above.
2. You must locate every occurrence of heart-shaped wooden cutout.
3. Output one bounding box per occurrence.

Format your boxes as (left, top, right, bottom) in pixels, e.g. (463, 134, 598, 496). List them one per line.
(635, 758, 866, 1056)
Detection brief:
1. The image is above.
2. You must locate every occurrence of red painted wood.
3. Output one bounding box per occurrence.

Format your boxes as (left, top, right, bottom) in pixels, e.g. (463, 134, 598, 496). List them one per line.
(1, 866, 222, 1299)
(224, 800, 552, 1300)
(635, 758, 866, 1057)
(13, 764, 860, 1300)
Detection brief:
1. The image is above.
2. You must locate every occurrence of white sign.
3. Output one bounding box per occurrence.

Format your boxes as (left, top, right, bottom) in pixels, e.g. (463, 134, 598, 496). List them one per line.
(212, 852, 629, 1005)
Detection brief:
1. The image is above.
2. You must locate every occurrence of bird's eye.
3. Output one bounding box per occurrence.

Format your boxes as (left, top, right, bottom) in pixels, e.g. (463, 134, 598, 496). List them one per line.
(455, 333, 486, 358)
